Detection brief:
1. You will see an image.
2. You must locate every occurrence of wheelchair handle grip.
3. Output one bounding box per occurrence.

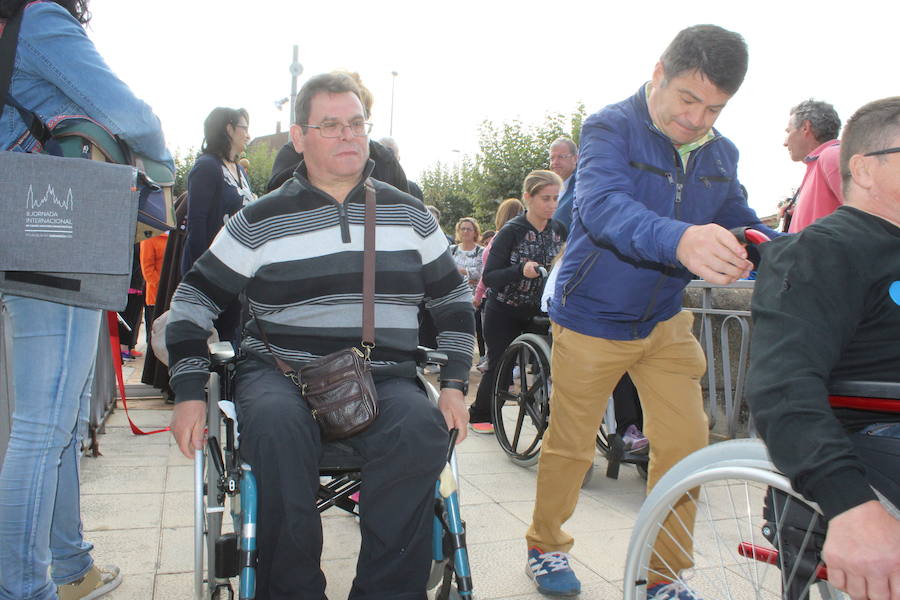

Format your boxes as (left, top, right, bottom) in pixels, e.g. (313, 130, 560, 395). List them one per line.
(730, 227, 771, 246)
(447, 428, 459, 461)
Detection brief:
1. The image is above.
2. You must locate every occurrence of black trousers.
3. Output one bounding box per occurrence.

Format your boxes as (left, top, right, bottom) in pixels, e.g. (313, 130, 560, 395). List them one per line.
(612, 373, 644, 435)
(475, 304, 486, 356)
(470, 299, 538, 423)
(850, 424, 900, 509)
(234, 356, 448, 600)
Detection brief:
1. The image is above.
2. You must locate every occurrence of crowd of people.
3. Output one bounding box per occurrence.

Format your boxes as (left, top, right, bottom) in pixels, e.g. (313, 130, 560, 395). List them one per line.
(1, 2, 898, 599)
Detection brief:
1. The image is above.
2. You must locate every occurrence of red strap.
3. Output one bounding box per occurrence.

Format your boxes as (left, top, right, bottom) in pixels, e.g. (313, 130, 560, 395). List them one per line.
(106, 311, 169, 435)
(828, 395, 900, 413)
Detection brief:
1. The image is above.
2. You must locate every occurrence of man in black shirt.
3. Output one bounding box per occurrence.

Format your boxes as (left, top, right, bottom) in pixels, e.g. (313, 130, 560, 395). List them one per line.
(746, 96, 900, 599)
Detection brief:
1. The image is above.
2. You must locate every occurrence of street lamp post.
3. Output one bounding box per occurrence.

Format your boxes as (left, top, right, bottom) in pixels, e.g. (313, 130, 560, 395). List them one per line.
(289, 45, 303, 126)
(389, 71, 398, 135)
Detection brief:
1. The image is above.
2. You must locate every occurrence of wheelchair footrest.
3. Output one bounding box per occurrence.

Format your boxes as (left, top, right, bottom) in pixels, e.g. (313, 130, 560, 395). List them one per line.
(215, 533, 240, 578)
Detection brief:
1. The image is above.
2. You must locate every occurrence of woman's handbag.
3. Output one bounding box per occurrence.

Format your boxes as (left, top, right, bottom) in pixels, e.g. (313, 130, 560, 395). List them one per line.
(256, 179, 379, 441)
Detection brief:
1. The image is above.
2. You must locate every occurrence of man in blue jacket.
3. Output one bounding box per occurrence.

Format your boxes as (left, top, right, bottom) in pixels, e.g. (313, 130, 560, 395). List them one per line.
(524, 25, 779, 599)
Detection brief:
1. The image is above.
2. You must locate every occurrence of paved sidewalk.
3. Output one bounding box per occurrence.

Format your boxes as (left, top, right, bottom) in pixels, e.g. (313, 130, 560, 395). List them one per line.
(86, 355, 646, 599)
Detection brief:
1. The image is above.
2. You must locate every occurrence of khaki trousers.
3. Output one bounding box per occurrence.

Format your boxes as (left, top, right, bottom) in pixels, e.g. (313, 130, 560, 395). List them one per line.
(526, 310, 708, 582)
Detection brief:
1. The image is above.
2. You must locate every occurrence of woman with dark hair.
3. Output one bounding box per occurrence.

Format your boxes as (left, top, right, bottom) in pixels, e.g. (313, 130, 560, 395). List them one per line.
(0, 0, 171, 598)
(181, 107, 253, 344)
(469, 172, 566, 433)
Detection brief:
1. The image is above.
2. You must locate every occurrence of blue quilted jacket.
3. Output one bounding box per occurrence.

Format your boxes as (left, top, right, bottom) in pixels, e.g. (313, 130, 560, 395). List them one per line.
(549, 85, 777, 340)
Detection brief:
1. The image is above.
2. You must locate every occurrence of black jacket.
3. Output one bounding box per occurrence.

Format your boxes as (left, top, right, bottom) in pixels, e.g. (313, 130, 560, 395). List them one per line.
(483, 213, 566, 309)
(746, 206, 900, 520)
(266, 140, 409, 194)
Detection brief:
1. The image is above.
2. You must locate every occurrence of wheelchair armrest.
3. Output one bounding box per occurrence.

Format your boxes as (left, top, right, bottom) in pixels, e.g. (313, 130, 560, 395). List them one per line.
(415, 346, 448, 367)
(828, 380, 900, 412)
(209, 341, 235, 366)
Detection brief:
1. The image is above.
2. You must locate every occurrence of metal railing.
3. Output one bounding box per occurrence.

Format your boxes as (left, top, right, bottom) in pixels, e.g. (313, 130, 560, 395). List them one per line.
(684, 280, 756, 439)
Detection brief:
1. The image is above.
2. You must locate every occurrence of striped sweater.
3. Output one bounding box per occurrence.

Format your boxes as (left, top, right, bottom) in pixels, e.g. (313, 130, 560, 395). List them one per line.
(167, 161, 475, 403)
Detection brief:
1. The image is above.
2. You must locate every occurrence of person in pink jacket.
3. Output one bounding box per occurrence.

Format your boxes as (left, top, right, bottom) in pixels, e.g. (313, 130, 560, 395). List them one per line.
(781, 99, 843, 232)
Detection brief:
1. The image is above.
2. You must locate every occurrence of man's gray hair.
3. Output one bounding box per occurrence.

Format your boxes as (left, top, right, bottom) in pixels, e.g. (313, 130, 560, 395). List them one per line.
(790, 99, 841, 144)
(840, 96, 900, 196)
(550, 137, 577, 154)
(294, 72, 363, 129)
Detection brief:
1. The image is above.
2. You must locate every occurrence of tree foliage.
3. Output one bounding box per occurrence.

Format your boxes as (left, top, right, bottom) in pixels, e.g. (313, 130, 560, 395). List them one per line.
(244, 143, 277, 198)
(419, 158, 475, 234)
(420, 104, 586, 231)
(172, 147, 199, 197)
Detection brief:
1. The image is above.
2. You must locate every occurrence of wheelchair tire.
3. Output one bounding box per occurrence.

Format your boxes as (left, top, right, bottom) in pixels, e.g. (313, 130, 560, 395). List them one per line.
(623, 440, 844, 600)
(490, 334, 552, 466)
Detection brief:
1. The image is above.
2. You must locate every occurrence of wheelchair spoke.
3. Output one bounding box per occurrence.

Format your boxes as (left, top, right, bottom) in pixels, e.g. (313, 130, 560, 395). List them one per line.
(510, 403, 527, 453)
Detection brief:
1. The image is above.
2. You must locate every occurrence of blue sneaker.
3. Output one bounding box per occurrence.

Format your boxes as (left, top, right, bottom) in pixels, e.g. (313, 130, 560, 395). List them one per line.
(647, 581, 703, 599)
(526, 547, 581, 596)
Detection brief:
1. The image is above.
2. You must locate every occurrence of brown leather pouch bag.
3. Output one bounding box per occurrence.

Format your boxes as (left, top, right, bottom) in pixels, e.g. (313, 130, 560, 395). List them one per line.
(297, 347, 378, 441)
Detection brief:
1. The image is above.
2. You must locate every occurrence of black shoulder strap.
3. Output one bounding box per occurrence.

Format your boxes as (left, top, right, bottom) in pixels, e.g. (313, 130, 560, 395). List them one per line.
(0, 9, 56, 149)
(0, 10, 24, 120)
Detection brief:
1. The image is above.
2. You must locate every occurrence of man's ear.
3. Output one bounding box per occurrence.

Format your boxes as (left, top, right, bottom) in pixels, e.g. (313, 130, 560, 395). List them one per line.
(801, 120, 813, 136)
(848, 153, 873, 190)
(651, 61, 665, 87)
(289, 124, 305, 154)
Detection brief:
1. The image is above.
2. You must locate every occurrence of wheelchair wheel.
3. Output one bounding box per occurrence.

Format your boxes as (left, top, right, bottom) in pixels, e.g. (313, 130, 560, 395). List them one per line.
(491, 334, 552, 466)
(623, 440, 845, 600)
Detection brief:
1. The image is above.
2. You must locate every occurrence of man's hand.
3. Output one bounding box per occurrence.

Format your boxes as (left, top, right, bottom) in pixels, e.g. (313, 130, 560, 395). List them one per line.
(675, 224, 753, 284)
(437, 388, 469, 444)
(170, 400, 207, 459)
(822, 500, 900, 600)
(523, 261, 541, 279)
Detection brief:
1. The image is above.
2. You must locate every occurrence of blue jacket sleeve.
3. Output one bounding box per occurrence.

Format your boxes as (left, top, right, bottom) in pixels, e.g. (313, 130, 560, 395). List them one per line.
(575, 116, 689, 266)
(18, 3, 173, 170)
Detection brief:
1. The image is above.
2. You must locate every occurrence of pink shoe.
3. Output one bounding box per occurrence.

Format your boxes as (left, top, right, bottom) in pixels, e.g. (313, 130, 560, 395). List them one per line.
(349, 491, 360, 504)
(469, 422, 494, 435)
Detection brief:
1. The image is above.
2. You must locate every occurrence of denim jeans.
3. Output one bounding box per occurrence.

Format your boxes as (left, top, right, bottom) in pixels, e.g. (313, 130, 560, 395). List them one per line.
(0, 295, 101, 600)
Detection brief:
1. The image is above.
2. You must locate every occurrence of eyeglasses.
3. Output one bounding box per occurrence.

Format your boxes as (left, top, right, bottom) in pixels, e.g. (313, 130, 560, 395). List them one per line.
(864, 146, 900, 157)
(459, 227, 475, 232)
(549, 153, 574, 161)
(302, 120, 373, 138)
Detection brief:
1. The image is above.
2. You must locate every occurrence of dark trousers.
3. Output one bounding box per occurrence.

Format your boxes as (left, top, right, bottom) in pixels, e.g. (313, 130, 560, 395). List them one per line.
(475, 304, 485, 356)
(470, 299, 538, 423)
(234, 357, 448, 600)
(612, 373, 644, 435)
(850, 423, 900, 508)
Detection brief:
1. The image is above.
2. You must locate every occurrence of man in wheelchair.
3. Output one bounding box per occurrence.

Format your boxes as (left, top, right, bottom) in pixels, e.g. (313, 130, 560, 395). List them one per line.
(166, 72, 475, 599)
(746, 97, 900, 600)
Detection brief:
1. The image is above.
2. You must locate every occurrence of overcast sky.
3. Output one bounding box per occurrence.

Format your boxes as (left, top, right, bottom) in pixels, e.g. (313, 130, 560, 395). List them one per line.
(88, 0, 893, 216)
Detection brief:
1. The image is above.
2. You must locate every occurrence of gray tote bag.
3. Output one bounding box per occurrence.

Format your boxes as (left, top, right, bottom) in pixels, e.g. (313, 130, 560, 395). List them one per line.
(0, 151, 139, 311)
